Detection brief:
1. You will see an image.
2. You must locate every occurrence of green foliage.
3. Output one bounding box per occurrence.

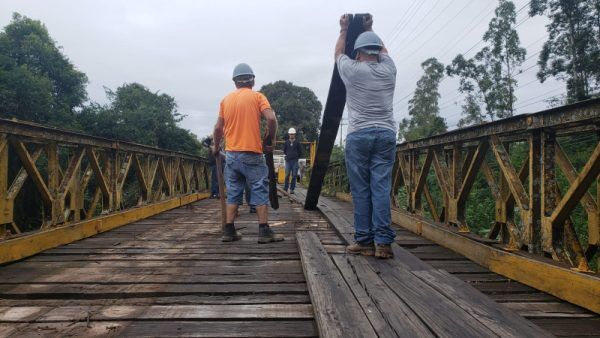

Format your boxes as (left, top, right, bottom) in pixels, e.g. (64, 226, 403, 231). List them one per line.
(0, 13, 88, 128)
(398, 58, 447, 141)
(484, 0, 526, 118)
(330, 145, 345, 162)
(530, 0, 600, 102)
(259, 81, 322, 142)
(78, 83, 201, 155)
(447, 0, 525, 124)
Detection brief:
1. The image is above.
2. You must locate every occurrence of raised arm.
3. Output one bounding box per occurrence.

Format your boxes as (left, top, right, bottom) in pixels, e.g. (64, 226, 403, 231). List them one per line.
(335, 14, 350, 61)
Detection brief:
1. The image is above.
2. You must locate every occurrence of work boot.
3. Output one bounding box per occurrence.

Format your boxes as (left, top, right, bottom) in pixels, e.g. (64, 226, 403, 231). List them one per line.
(221, 224, 242, 242)
(375, 244, 394, 259)
(258, 224, 284, 244)
(346, 242, 375, 256)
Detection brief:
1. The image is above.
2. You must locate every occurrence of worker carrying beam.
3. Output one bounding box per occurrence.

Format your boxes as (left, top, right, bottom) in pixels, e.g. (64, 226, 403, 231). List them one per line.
(212, 63, 284, 244)
(336, 14, 397, 258)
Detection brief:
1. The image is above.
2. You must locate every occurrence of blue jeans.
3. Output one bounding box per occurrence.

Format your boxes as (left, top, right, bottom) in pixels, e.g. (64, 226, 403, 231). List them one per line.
(284, 159, 299, 191)
(210, 163, 222, 195)
(224, 152, 269, 206)
(345, 127, 396, 245)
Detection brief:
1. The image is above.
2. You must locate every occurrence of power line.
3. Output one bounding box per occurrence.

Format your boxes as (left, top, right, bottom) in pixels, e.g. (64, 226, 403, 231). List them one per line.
(383, 0, 420, 41)
(388, 0, 443, 52)
(404, 0, 474, 57)
(395, 1, 535, 105)
(389, 0, 459, 55)
(386, 1, 428, 48)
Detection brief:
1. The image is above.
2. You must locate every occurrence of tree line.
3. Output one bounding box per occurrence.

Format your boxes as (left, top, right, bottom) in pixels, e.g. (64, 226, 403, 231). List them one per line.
(399, 0, 600, 141)
(0, 13, 323, 155)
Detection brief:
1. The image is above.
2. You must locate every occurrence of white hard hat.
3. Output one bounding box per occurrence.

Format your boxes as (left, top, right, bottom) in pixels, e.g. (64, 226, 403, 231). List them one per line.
(288, 128, 296, 134)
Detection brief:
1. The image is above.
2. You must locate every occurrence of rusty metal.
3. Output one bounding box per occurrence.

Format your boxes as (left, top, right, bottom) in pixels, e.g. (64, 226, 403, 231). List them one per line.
(394, 98, 600, 270)
(320, 98, 600, 271)
(0, 118, 210, 238)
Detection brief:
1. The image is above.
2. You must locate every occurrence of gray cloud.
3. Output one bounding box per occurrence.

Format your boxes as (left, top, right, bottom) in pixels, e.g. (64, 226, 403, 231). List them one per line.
(0, 0, 558, 140)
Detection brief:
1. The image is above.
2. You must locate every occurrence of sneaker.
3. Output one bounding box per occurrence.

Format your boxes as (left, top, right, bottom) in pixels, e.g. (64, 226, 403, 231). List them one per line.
(346, 242, 375, 256)
(375, 244, 394, 259)
(221, 224, 242, 242)
(258, 225, 284, 244)
(249, 206, 256, 213)
(290, 190, 295, 194)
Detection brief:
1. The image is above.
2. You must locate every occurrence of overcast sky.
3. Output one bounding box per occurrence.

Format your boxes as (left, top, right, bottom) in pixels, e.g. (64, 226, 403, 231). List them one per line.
(0, 0, 561, 141)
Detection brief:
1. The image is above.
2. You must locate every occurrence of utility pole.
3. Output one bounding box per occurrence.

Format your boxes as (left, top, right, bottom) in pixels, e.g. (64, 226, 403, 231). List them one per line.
(339, 118, 347, 147)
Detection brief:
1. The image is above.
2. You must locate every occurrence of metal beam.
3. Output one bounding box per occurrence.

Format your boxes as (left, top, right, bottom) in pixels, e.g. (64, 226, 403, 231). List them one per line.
(305, 14, 367, 210)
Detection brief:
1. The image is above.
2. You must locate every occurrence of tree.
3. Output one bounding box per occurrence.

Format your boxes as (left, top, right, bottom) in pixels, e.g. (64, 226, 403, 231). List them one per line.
(259, 81, 322, 141)
(484, 0, 526, 117)
(447, 53, 495, 124)
(447, 0, 525, 124)
(459, 93, 486, 127)
(78, 83, 201, 154)
(530, 0, 599, 102)
(398, 58, 447, 141)
(0, 13, 87, 127)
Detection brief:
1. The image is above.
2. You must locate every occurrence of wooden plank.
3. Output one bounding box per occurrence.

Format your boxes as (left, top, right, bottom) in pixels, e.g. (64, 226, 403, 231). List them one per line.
(120, 321, 318, 338)
(0, 193, 209, 264)
(392, 208, 600, 313)
(305, 14, 366, 209)
(296, 232, 376, 337)
(7, 320, 317, 337)
(529, 318, 600, 337)
(0, 304, 312, 322)
(331, 255, 426, 337)
(368, 258, 497, 337)
(411, 268, 551, 337)
(0, 294, 311, 307)
(0, 283, 308, 297)
(25, 253, 300, 261)
(0, 272, 306, 284)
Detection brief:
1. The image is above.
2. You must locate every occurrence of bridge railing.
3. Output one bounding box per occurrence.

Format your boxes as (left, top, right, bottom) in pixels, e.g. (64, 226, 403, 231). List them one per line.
(321, 160, 349, 196)
(394, 99, 599, 272)
(319, 99, 599, 272)
(0, 118, 210, 241)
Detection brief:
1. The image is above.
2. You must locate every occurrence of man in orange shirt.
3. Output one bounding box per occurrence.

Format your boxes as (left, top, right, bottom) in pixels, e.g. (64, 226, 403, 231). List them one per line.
(212, 63, 284, 243)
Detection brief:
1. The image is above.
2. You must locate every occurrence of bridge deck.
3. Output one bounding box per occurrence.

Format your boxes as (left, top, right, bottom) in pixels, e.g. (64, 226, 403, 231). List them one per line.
(0, 192, 597, 336)
(0, 198, 334, 337)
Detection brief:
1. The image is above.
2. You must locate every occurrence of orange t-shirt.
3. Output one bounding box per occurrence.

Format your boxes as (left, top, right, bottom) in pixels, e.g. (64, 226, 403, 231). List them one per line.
(218, 88, 271, 154)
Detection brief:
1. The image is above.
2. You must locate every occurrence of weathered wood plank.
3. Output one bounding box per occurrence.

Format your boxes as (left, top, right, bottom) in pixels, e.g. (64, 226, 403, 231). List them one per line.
(369, 258, 496, 337)
(296, 232, 376, 337)
(331, 255, 417, 337)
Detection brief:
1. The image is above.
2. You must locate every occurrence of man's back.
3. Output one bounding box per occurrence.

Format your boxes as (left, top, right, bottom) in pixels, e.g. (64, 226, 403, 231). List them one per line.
(219, 88, 271, 154)
(337, 54, 397, 135)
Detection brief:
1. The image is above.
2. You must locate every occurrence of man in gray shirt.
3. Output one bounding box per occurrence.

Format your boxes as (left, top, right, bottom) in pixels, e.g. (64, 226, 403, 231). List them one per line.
(336, 14, 397, 259)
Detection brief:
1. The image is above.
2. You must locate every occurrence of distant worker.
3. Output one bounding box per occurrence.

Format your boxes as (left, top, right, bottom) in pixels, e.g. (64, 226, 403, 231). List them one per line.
(283, 127, 302, 194)
(336, 14, 397, 258)
(212, 63, 284, 243)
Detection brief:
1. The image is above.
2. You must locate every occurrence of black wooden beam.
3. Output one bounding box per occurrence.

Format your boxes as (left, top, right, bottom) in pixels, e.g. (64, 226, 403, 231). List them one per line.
(304, 14, 366, 210)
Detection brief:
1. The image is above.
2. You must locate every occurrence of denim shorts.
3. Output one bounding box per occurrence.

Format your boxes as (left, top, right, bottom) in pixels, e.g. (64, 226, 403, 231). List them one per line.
(224, 151, 269, 206)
